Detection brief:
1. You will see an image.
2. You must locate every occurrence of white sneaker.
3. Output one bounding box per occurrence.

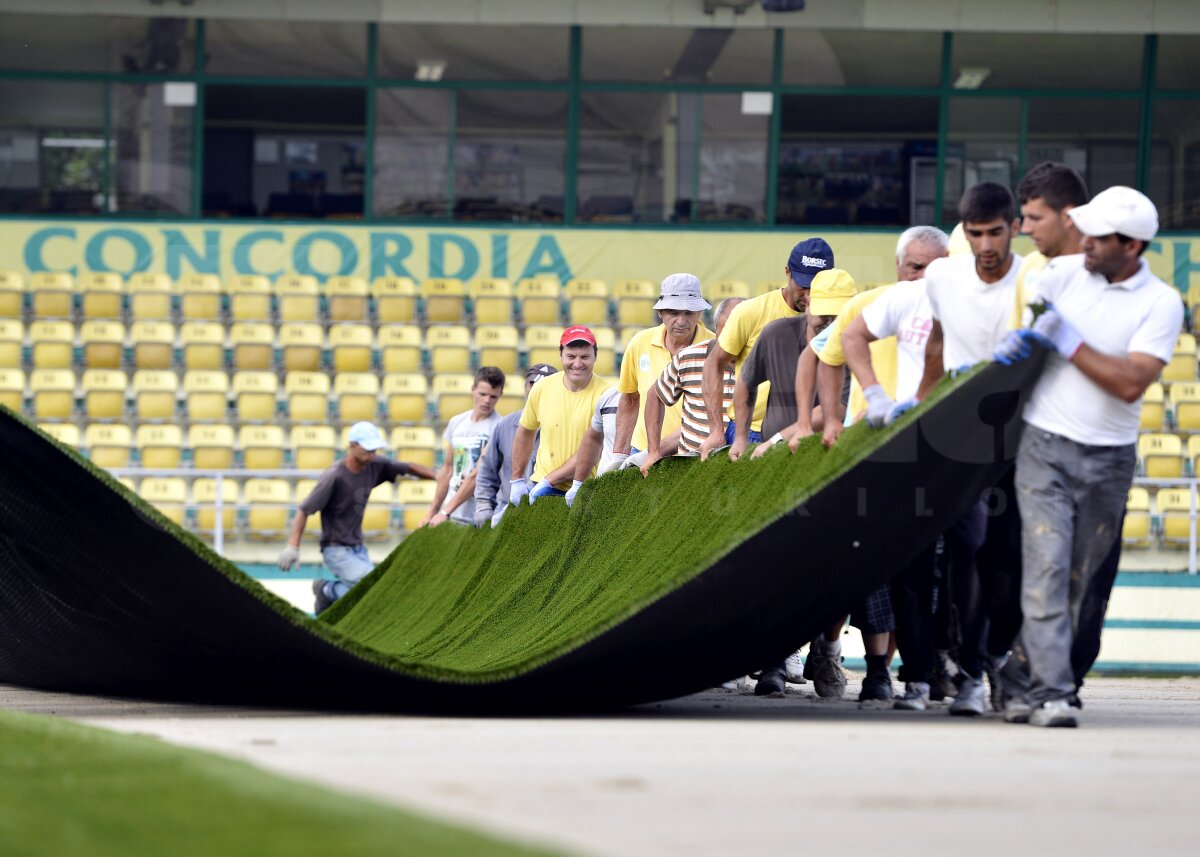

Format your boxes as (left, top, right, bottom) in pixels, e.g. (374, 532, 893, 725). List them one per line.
(720, 676, 748, 691)
(1029, 698, 1078, 728)
(784, 650, 807, 684)
(948, 676, 985, 716)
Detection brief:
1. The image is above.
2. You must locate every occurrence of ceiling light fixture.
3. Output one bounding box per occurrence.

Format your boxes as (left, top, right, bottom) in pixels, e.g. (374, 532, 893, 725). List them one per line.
(415, 60, 446, 82)
(953, 67, 991, 89)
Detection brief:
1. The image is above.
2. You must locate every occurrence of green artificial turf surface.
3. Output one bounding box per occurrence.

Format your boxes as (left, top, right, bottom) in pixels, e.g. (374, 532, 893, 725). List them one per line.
(0, 708, 558, 857)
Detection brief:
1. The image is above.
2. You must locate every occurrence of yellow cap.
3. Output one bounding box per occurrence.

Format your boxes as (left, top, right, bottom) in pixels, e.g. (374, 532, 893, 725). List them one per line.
(808, 268, 857, 317)
(948, 222, 972, 256)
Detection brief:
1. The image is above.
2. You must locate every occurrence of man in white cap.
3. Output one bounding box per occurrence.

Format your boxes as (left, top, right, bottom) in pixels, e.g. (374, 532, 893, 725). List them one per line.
(995, 186, 1183, 727)
(278, 421, 436, 614)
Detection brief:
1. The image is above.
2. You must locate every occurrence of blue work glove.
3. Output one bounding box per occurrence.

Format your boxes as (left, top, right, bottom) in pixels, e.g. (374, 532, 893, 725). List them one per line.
(529, 479, 562, 503)
(884, 398, 918, 425)
(863, 383, 896, 428)
(1031, 304, 1084, 359)
(994, 330, 1036, 365)
(564, 479, 584, 508)
(508, 477, 530, 507)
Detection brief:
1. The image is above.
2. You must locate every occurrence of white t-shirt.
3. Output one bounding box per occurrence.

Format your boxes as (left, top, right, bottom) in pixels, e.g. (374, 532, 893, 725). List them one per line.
(590, 386, 620, 471)
(861, 279, 934, 402)
(443, 410, 502, 525)
(925, 253, 1022, 370)
(1022, 255, 1184, 446)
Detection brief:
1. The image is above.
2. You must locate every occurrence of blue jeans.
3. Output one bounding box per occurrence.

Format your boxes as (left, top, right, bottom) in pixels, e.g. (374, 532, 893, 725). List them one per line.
(529, 481, 566, 501)
(321, 544, 373, 601)
(724, 421, 763, 445)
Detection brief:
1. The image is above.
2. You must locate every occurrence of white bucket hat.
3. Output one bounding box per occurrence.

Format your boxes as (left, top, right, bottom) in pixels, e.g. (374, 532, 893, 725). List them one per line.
(653, 273, 711, 312)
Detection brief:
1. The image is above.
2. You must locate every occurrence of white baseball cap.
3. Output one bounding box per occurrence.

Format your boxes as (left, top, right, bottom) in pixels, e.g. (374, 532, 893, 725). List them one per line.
(653, 273, 711, 312)
(1067, 186, 1159, 242)
(347, 421, 387, 451)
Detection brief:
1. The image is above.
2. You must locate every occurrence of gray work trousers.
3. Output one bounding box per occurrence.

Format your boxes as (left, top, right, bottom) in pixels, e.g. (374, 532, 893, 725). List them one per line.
(1008, 426, 1135, 706)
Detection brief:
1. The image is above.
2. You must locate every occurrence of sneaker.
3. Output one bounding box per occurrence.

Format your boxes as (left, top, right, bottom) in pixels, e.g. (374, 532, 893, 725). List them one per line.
(755, 665, 786, 696)
(931, 649, 962, 701)
(894, 682, 931, 711)
(720, 676, 748, 692)
(948, 676, 985, 716)
(985, 654, 1008, 712)
(859, 669, 894, 702)
(312, 579, 335, 616)
(784, 650, 807, 684)
(1003, 698, 1033, 724)
(1029, 699, 1078, 728)
(813, 653, 847, 699)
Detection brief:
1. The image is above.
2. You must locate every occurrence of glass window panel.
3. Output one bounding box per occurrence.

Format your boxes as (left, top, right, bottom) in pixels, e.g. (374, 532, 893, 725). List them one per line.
(782, 30, 942, 87)
(945, 98, 1021, 222)
(1148, 100, 1200, 229)
(0, 14, 194, 73)
(696, 93, 768, 223)
(1026, 99, 1139, 196)
(951, 33, 1142, 90)
(112, 83, 193, 215)
(0, 80, 106, 214)
(583, 27, 772, 84)
(378, 24, 568, 81)
(205, 20, 367, 77)
(373, 90, 452, 219)
(453, 90, 566, 222)
(776, 95, 938, 227)
(578, 92, 671, 223)
(1157, 36, 1200, 90)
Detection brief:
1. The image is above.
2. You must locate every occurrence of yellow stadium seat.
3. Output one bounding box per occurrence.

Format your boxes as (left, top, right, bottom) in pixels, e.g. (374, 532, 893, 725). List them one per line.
(179, 274, 222, 321)
(755, 279, 785, 297)
(1157, 488, 1195, 546)
(1187, 436, 1200, 476)
(525, 325, 561, 367)
(136, 424, 183, 469)
(327, 276, 369, 323)
(131, 369, 178, 421)
(1164, 333, 1197, 383)
(231, 371, 278, 423)
(229, 322, 275, 371)
(383, 373, 428, 423)
(128, 273, 174, 321)
(275, 274, 320, 323)
(81, 368, 127, 421)
(294, 478, 322, 540)
(517, 278, 561, 325)
(244, 478, 292, 539)
(427, 324, 471, 374)
(182, 370, 229, 422)
(421, 278, 467, 323)
(497, 387, 524, 416)
(0, 271, 24, 319)
(390, 426, 438, 469)
(193, 477, 239, 538)
(329, 324, 374, 374)
(139, 477, 187, 526)
(238, 424, 285, 470)
(373, 276, 418, 324)
(470, 278, 514, 324)
(79, 272, 124, 320)
(129, 321, 174, 370)
(362, 481, 394, 540)
(279, 323, 324, 373)
(709, 280, 751, 302)
(284, 371, 331, 423)
(228, 275, 272, 322)
(378, 325, 423, 374)
(186, 423, 234, 470)
(30, 272, 75, 319)
(29, 320, 74, 369)
(1139, 432, 1184, 478)
(476, 324, 520, 374)
(397, 479, 437, 531)
(30, 369, 74, 420)
(0, 319, 22, 369)
(433, 373, 474, 422)
(0, 368, 25, 413)
(84, 423, 132, 468)
(333, 372, 379, 424)
(291, 425, 337, 470)
(39, 422, 80, 448)
(1122, 487, 1152, 548)
(566, 279, 610, 326)
(1169, 382, 1200, 432)
(80, 320, 125, 369)
(619, 326, 643, 353)
(614, 279, 656, 327)
(593, 326, 617, 376)
(180, 322, 225, 370)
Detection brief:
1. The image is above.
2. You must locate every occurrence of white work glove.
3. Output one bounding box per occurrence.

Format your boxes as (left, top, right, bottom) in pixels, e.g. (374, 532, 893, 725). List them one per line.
(598, 452, 628, 475)
(1031, 304, 1084, 359)
(623, 449, 649, 470)
(565, 479, 584, 507)
(863, 383, 897, 428)
(473, 503, 494, 527)
(509, 477, 531, 507)
(277, 544, 299, 572)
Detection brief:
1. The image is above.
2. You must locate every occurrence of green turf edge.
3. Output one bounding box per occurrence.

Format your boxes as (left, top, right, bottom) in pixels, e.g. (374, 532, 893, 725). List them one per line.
(0, 707, 561, 857)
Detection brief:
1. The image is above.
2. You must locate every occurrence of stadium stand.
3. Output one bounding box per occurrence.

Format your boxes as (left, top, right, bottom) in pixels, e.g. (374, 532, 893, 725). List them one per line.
(471, 278, 515, 324)
(333, 372, 380, 423)
(0, 271, 23, 319)
(373, 276, 418, 324)
(232, 371, 279, 423)
(179, 274, 222, 321)
(0, 368, 24, 412)
(130, 321, 175, 370)
(1139, 433, 1184, 478)
(230, 322, 275, 371)
(566, 279, 610, 326)
(427, 324, 472, 374)
(291, 425, 338, 469)
(329, 324, 374, 373)
(276, 274, 321, 323)
(280, 322, 324, 372)
(79, 272, 123, 320)
(397, 479, 437, 532)
(85, 423, 132, 468)
(518, 277, 561, 325)
(193, 476, 239, 537)
(285, 371, 331, 423)
(136, 424, 183, 468)
(476, 324, 520, 374)
(81, 368, 127, 421)
(183, 370, 229, 422)
(327, 276, 370, 323)
(244, 478, 291, 539)
(390, 426, 438, 468)
(422, 278, 467, 323)
(30, 272, 73, 319)
(378, 325, 423, 373)
(80, 320, 124, 369)
(29, 369, 73, 420)
(383, 373, 428, 423)
(140, 476, 187, 526)
(614, 279, 656, 327)
(0, 319, 21, 368)
(30, 320, 73, 369)
(1164, 333, 1197, 382)
(239, 424, 286, 470)
(432, 374, 475, 422)
(180, 322, 225, 370)
(229, 275, 272, 323)
(189, 424, 236, 469)
(128, 273, 174, 321)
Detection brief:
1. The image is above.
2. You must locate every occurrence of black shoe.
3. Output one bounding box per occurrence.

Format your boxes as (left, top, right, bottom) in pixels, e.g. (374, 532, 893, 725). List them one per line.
(312, 579, 335, 615)
(858, 669, 894, 702)
(755, 664, 787, 696)
(985, 654, 1007, 712)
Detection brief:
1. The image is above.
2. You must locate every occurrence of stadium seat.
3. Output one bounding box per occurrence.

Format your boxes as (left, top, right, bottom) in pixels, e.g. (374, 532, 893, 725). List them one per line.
(497, 386, 524, 416)
(188, 423, 235, 470)
(29, 369, 74, 420)
(373, 276, 418, 324)
(294, 478, 321, 539)
(39, 422, 80, 448)
(193, 477, 239, 538)
(525, 325, 561, 367)
(1122, 487, 1152, 548)
(129, 321, 175, 370)
(397, 479, 437, 531)
(327, 276, 369, 323)
(433, 374, 474, 422)
(136, 424, 183, 469)
(470, 278, 514, 324)
(390, 426, 438, 468)
(232, 371, 279, 423)
(427, 325, 472, 374)
(1164, 333, 1197, 383)
(517, 278, 561, 325)
(1187, 436, 1200, 476)
(79, 272, 124, 320)
(139, 477, 187, 526)
(362, 482, 394, 540)
(180, 322, 226, 370)
(291, 425, 337, 470)
(707, 280, 751, 303)
(128, 273, 174, 321)
(1138, 433, 1184, 478)
(244, 478, 292, 539)
(29, 320, 74, 369)
(84, 423, 132, 468)
(30, 272, 75, 319)
(1157, 488, 1195, 546)
(228, 274, 272, 322)
(1169, 382, 1200, 432)
(238, 424, 285, 470)
(0, 271, 24, 319)
(0, 319, 22, 369)
(476, 324, 520, 374)
(182, 370, 229, 422)
(229, 322, 275, 371)
(284, 371, 331, 423)
(329, 324, 374, 374)
(421, 277, 467, 323)
(333, 372, 380, 423)
(594, 326, 617, 376)
(80, 320, 125, 369)
(755, 280, 786, 296)
(619, 326, 642, 353)
(179, 274, 222, 321)
(566, 279, 610, 326)
(279, 323, 324, 372)
(131, 369, 178, 421)
(81, 368, 127, 421)
(0, 368, 25, 412)
(382, 373, 428, 423)
(378, 325, 423, 374)
(614, 280, 656, 327)
(275, 274, 320, 323)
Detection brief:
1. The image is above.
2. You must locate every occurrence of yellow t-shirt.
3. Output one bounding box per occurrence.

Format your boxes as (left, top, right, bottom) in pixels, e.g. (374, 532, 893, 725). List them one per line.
(1011, 251, 1049, 330)
(519, 371, 611, 489)
(716, 290, 801, 431)
(618, 321, 714, 452)
(816, 285, 900, 421)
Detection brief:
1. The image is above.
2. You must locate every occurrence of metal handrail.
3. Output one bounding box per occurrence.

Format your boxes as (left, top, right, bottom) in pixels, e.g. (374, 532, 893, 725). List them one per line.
(1131, 477, 1199, 575)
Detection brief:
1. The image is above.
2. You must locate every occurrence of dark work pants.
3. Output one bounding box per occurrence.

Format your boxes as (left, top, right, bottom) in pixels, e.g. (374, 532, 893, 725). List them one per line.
(945, 499, 989, 679)
(977, 466, 1025, 660)
(890, 542, 939, 684)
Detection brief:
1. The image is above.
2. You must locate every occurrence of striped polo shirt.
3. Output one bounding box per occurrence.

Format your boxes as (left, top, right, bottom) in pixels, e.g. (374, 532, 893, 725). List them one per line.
(655, 339, 735, 455)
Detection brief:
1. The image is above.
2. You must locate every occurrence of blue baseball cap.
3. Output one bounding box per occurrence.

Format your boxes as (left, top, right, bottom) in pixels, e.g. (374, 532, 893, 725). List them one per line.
(786, 237, 835, 286)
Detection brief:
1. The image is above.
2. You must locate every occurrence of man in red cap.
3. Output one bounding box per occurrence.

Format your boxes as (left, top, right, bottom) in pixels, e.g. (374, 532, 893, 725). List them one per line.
(509, 325, 611, 505)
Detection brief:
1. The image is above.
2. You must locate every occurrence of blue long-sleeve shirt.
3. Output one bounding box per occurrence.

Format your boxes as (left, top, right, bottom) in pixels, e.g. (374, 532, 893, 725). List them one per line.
(473, 409, 538, 523)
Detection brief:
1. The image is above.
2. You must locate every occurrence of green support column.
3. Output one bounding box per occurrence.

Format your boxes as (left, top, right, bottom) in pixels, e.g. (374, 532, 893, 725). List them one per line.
(765, 28, 783, 227)
(1137, 34, 1158, 193)
(564, 26, 582, 225)
(189, 19, 206, 219)
(1017, 97, 1028, 184)
(934, 32, 952, 228)
(364, 23, 377, 219)
(102, 82, 112, 212)
(446, 90, 457, 215)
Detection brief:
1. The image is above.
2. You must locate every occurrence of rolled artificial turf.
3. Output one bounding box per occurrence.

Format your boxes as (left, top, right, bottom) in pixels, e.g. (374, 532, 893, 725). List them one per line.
(0, 708, 557, 857)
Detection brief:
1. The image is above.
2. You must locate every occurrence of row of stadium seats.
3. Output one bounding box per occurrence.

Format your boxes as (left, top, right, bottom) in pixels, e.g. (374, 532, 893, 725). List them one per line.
(1123, 486, 1200, 549)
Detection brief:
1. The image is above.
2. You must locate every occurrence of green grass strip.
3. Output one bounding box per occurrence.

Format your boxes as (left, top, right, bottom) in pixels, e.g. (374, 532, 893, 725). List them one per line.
(0, 708, 559, 857)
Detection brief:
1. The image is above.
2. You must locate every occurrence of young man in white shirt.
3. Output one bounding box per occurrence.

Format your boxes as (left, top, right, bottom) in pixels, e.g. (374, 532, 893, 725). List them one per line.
(994, 187, 1183, 727)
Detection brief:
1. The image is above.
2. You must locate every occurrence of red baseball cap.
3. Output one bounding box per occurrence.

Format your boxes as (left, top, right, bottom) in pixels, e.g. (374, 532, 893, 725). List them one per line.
(559, 325, 597, 347)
